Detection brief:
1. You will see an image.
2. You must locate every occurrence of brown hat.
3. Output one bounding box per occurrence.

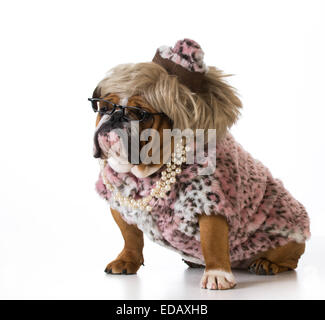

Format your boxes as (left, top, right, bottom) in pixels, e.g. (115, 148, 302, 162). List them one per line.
(152, 38, 208, 93)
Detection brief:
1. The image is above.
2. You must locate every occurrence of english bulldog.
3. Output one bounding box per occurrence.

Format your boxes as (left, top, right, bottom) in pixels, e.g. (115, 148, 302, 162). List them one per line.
(90, 39, 310, 290)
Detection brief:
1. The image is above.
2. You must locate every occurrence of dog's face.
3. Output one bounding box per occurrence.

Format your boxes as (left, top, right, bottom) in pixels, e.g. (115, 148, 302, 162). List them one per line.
(93, 92, 172, 178)
(91, 62, 242, 178)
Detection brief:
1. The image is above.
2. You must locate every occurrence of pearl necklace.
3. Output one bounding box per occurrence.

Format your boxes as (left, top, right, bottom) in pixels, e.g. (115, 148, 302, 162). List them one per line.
(99, 143, 188, 212)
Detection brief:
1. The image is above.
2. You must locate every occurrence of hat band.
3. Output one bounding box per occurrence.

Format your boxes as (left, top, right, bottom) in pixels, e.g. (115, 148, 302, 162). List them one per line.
(152, 50, 205, 93)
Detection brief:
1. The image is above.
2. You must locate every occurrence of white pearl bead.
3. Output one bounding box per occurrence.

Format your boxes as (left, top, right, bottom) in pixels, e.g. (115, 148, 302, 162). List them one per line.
(100, 158, 178, 214)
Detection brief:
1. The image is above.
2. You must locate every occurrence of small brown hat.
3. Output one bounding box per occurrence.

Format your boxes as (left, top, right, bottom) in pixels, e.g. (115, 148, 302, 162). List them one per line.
(152, 38, 208, 93)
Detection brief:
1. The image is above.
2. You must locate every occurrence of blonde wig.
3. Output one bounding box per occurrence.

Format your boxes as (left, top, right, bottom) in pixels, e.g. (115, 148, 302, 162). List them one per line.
(95, 62, 242, 139)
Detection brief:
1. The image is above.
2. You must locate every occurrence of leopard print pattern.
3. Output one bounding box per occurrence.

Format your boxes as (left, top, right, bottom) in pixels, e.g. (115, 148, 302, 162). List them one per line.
(96, 133, 310, 265)
(158, 38, 207, 73)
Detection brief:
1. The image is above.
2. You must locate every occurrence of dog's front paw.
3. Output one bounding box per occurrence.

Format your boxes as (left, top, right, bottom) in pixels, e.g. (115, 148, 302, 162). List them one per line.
(105, 259, 141, 275)
(105, 249, 143, 275)
(200, 269, 236, 290)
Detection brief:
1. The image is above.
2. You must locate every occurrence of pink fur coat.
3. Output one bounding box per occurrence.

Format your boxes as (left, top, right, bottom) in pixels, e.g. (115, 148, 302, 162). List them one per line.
(96, 133, 310, 266)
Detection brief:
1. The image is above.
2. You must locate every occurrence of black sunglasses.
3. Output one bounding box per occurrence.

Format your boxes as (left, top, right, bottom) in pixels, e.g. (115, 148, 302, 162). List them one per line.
(88, 98, 167, 123)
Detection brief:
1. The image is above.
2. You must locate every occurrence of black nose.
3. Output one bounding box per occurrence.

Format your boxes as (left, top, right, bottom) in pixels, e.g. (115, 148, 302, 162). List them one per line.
(109, 110, 125, 122)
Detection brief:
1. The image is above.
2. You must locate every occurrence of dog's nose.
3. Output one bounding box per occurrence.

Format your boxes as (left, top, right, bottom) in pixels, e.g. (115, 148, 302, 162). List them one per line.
(109, 110, 125, 122)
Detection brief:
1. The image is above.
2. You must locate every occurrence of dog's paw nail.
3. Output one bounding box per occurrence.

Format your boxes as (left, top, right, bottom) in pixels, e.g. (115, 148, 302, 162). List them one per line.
(105, 268, 112, 274)
(259, 265, 267, 275)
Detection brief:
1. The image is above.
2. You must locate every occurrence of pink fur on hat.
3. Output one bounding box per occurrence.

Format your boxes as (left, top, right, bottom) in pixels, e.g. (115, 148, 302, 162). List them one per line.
(152, 39, 208, 92)
(157, 38, 207, 73)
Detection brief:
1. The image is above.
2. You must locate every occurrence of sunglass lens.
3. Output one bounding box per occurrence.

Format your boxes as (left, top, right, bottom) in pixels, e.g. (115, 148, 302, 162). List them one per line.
(100, 100, 115, 114)
(92, 100, 99, 112)
(125, 108, 146, 121)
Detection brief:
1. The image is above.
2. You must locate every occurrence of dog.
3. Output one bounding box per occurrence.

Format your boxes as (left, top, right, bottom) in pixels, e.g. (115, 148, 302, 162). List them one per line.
(90, 39, 310, 290)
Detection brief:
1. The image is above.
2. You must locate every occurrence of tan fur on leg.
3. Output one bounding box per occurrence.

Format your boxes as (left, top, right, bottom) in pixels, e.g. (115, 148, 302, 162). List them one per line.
(198, 214, 236, 290)
(105, 208, 144, 274)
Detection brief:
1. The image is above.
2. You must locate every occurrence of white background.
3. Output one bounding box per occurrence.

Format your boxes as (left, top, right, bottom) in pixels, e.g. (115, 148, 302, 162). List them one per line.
(0, 0, 324, 299)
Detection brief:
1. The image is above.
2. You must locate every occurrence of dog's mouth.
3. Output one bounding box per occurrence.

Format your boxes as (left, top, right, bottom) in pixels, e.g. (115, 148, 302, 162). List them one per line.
(93, 110, 167, 177)
(97, 131, 122, 158)
(94, 129, 130, 160)
(93, 115, 139, 165)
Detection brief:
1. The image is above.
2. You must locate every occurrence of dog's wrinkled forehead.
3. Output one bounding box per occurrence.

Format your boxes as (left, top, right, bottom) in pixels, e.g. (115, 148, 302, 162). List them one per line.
(119, 97, 128, 106)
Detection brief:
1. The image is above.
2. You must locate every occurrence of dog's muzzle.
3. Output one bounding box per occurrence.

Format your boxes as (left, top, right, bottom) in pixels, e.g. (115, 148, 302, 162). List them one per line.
(93, 113, 134, 163)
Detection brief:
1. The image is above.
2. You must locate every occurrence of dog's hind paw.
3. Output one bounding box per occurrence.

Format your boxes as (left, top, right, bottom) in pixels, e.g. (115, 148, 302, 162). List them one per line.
(248, 258, 290, 275)
(182, 259, 204, 268)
